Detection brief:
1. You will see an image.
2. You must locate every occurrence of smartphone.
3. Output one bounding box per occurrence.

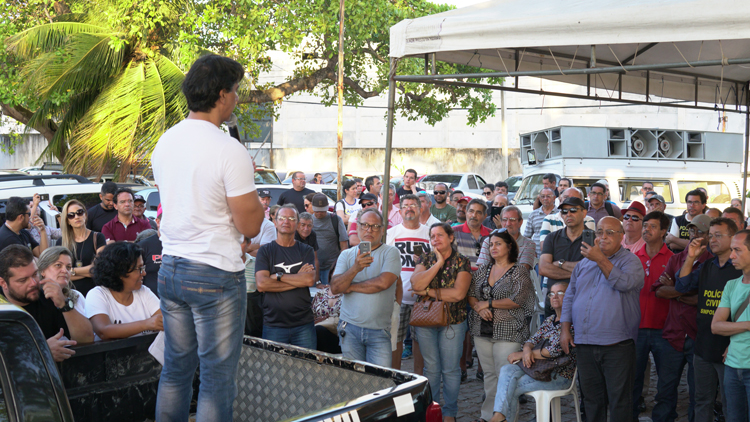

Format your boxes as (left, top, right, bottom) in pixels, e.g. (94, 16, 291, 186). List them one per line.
(490, 205, 504, 220)
(414, 244, 423, 256)
(39, 193, 49, 201)
(582, 230, 595, 247)
(359, 241, 371, 254)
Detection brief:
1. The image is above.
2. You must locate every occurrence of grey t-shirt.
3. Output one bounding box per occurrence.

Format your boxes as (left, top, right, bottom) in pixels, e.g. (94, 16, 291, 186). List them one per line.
(334, 244, 402, 329)
(313, 212, 348, 270)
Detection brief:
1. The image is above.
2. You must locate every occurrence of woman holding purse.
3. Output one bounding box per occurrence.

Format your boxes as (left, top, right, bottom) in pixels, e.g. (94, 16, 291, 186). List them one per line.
(411, 222, 472, 422)
(468, 229, 536, 422)
(490, 282, 576, 422)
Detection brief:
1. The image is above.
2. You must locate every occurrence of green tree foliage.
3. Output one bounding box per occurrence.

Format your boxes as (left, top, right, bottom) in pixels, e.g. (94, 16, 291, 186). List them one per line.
(2, 0, 498, 176)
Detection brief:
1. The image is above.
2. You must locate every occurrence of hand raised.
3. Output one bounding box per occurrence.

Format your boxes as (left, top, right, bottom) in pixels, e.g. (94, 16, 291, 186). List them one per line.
(42, 282, 66, 309)
(581, 237, 605, 262)
(354, 250, 374, 271)
(687, 238, 707, 260)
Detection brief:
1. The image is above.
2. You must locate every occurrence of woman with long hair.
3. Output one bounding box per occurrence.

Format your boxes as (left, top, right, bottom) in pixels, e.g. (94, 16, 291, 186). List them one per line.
(411, 222, 472, 422)
(57, 200, 106, 296)
(468, 229, 536, 422)
(335, 179, 362, 227)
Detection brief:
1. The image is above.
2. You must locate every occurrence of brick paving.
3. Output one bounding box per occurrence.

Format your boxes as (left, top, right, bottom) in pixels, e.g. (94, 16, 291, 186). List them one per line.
(400, 354, 692, 422)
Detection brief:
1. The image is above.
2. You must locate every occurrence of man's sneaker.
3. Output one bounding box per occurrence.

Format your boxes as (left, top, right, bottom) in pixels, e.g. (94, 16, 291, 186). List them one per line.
(402, 344, 413, 360)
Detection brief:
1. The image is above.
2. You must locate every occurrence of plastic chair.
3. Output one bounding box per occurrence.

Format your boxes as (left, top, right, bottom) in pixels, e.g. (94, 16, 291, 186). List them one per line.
(516, 368, 582, 422)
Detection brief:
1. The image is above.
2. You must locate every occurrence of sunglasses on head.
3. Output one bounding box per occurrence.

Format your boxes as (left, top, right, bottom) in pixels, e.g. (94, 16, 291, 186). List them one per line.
(67, 209, 85, 219)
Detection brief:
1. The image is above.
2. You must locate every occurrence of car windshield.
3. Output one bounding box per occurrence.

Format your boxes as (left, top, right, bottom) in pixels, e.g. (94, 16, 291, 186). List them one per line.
(421, 175, 462, 187)
(506, 176, 523, 192)
(255, 170, 281, 185)
(513, 174, 546, 204)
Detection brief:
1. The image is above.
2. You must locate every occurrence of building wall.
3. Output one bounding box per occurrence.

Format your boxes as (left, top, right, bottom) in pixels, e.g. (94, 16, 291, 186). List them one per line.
(0, 133, 50, 169)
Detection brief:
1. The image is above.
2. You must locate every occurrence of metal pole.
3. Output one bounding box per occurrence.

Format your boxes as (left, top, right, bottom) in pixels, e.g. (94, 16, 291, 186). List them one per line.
(382, 58, 397, 243)
(742, 82, 749, 214)
(501, 86, 508, 179)
(336, 0, 345, 201)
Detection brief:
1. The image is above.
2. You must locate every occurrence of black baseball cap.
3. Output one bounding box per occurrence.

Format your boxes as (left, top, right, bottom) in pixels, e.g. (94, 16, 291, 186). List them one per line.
(558, 197, 586, 209)
(133, 194, 145, 203)
(359, 193, 378, 204)
(258, 189, 271, 198)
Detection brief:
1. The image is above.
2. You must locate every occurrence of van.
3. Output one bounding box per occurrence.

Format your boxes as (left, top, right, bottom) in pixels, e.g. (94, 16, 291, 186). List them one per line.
(513, 126, 744, 218)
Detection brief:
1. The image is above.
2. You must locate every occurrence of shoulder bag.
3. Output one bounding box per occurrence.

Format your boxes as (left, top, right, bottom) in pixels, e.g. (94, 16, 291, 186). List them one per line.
(515, 339, 575, 382)
(409, 287, 449, 327)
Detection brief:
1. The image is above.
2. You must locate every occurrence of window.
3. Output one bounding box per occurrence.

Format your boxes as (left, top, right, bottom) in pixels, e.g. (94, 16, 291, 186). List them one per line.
(678, 181, 732, 204)
(0, 384, 8, 422)
(467, 176, 478, 190)
(52, 193, 101, 210)
(146, 191, 161, 212)
(254, 170, 281, 185)
(421, 175, 462, 187)
(619, 180, 673, 203)
(475, 175, 487, 187)
(514, 174, 546, 204)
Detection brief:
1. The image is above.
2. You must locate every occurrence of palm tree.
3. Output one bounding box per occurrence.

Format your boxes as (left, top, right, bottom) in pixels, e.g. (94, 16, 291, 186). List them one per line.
(6, 4, 187, 179)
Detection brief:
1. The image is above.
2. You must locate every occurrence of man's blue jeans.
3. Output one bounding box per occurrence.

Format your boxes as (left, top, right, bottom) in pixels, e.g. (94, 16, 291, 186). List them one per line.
(155, 255, 246, 422)
(632, 328, 685, 422)
(319, 268, 331, 285)
(724, 365, 750, 422)
(494, 364, 572, 422)
(338, 320, 392, 367)
(263, 322, 317, 349)
(415, 321, 468, 418)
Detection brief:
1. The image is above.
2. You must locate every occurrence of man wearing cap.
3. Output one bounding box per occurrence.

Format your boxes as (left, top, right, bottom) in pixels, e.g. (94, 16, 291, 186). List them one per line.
(622, 201, 647, 252)
(675, 217, 740, 422)
(667, 189, 706, 253)
(102, 187, 152, 243)
(311, 193, 349, 285)
(539, 196, 595, 316)
(133, 194, 157, 230)
(430, 183, 457, 223)
(539, 188, 596, 250)
(453, 198, 490, 270)
(451, 196, 469, 227)
(348, 194, 381, 247)
(138, 204, 164, 295)
(586, 182, 623, 224)
(651, 214, 712, 422)
(277, 171, 314, 214)
(631, 211, 679, 421)
(259, 189, 272, 220)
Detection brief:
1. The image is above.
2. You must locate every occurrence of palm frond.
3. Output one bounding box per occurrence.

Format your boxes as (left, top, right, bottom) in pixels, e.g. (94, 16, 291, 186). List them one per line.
(6, 22, 112, 59)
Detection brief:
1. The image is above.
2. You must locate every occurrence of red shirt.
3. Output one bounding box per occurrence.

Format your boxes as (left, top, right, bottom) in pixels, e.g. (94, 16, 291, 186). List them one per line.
(635, 243, 674, 329)
(102, 216, 153, 242)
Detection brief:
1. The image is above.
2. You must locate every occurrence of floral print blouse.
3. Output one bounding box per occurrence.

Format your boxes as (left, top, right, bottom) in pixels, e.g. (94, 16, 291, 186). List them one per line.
(468, 263, 536, 343)
(526, 315, 577, 379)
(415, 250, 472, 325)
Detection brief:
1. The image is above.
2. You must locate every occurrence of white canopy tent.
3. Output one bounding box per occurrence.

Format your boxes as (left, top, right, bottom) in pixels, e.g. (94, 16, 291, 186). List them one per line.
(380, 0, 750, 216)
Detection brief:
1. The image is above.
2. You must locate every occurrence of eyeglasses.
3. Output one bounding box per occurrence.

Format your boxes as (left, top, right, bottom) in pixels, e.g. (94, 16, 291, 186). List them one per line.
(483, 191, 492, 196)
(434, 190, 447, 195)
(67, 209, 85, 219)
(596, 229, 624, 236)
(402, 204, 419, 209)
(547, 291, 565, 298)
(361, 202, 374, 207)
(688, 227, 706, 236)
(359, 223, 383, 231)
(623, 214, 641, 222)
(131, 266, 146, 273)
(276, 216, 297, 222)
(686, 200, 703, 206)
(134, 203, 145, 208)
(588, 191, 604, 196)
(293, 177, 305, 181)
(708, 233, 728, 240)
(500, 217, 519, 223)
(560, 208, 581, 215)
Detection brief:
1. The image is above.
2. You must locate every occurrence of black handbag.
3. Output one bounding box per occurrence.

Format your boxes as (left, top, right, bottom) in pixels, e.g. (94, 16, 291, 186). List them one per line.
(515, 339, 575, 382)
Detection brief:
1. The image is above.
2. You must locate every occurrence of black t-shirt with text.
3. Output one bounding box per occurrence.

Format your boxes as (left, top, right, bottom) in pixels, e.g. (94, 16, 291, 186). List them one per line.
(56, 231, 106, 297)
(0, 225, 39, 253)
(255, 241, 315, 328)
(277, 188, 315, 214)
(138, 234, 163, 297)
(86, 204, 117, 233)
(694, 258, 742, 362)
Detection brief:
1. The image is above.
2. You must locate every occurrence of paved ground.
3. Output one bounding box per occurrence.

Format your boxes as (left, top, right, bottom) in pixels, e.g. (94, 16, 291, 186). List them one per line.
(400, 354, 692, 422)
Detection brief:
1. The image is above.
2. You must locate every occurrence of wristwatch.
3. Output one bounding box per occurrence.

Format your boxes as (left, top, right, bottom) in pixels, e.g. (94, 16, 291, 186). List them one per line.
(276, 272, 284, 281)
(71, 267, 76, 277)
(557, 260, 566, 269)
(58, 298, 74, 313)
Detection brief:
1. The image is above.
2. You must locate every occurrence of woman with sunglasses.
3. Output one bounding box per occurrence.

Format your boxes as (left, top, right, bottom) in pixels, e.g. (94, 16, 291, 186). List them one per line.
(411, 222, 472, 422)
(489, 282, 576, 422)
(468, 229, 536, 422)
(87, 242, 162, 340)
(57, 200, 107, 296)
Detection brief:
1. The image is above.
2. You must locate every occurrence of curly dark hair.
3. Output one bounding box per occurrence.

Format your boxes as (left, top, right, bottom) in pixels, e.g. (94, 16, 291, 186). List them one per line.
(92, 242, 143, 292)
(181, 54, 244, 113)
(489, 229, 519, 264)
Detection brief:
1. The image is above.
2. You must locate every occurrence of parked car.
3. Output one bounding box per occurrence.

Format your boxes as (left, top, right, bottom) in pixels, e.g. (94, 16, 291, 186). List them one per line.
(18, 162, 64, 175)
(254, 166, 282, 184)
(0, 300, 439, 422)
(282, 172, 361, 185)
(504, 174, 523, 201)
(89, 174, 155, 187)
(417, 173, 488, 196)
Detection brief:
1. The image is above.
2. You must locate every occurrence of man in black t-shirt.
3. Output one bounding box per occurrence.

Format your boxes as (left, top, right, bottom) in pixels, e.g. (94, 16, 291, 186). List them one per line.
(0, 245, 93, 361)
(86, 181, 118, 232)
(395, 169, 419, 203)
(137, 207, 162, 296)
(0, 196, 46, 257)
(295, 212, 320, 284)
(277, 172, 314, 214)
(256, 205, 316, 348)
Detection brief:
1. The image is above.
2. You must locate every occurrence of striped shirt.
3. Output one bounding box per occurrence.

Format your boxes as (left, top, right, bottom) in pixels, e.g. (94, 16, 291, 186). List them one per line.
(523, 207, 557, 258)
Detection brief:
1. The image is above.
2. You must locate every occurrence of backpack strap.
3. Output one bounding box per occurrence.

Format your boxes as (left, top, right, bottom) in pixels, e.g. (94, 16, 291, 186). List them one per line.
(330, 213, 342, 250)
(732, 288, 750, 322)
(604, 201, 615, 217)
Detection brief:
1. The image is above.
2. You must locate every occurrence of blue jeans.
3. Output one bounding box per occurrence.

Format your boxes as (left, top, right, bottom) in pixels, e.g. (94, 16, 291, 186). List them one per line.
(263, 322, 317, 349)
(415, 321, 468, 417)
(494, 364, 572, 422)
(724, 365, 750, 422)
(632, 328, 685, 422)
(156, 255, 246, 422)
(319, 268, 331, 285)
(337, 320, 392, 367)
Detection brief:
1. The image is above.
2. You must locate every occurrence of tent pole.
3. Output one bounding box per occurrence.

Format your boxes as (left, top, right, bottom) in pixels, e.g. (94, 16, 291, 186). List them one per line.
(382, 58, 397, 242)
(742, 82, 749, 215)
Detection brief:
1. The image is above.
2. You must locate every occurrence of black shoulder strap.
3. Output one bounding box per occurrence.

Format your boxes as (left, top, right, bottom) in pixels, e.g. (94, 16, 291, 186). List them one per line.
(604, 201, 614, 217)
(330, 213, 341, 250)
(732, 289, 750, 322)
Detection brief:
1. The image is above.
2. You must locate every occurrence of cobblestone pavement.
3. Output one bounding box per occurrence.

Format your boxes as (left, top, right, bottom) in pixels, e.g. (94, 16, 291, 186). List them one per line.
(400, 354, 692, 422)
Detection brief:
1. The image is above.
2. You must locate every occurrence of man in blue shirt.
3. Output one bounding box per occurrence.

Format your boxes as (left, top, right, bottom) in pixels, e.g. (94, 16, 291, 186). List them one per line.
(561, 216, 644, 422)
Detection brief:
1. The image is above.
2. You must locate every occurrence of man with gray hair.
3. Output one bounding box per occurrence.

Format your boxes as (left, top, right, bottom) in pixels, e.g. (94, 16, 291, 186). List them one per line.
(453, 198, 491, 270)
(524, 187, 558, 260)
(331, 209, 402, 366)
(417, 191, 440, 227)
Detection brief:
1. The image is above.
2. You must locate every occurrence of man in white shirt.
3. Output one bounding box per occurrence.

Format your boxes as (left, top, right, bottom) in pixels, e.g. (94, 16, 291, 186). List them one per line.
(417, 191, 440, 227)
(151, 54, 264, 422)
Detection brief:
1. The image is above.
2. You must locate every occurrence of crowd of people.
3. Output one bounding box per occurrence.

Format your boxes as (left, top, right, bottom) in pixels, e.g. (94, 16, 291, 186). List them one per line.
(1, 54, 749, 422)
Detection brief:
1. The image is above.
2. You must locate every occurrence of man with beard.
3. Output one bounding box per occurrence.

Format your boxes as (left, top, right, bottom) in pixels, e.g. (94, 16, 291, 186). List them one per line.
(0, 245, 93, 361)
(0, 196, 48, 257)
(87, 181, 118, 232)
(430, 183, 457, 223)
(453, 198, 490, 270)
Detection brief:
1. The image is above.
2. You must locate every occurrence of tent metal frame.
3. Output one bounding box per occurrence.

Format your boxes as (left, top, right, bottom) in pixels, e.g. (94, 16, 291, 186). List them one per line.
(381, 54, 750, 229)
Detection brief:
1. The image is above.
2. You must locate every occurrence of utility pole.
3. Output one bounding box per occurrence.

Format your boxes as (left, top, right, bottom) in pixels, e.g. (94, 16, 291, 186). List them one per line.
(336, 0, 345, 200)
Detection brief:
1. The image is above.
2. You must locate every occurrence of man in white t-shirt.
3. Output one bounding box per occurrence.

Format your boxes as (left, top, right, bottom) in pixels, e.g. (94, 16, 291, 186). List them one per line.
(387, 194, 431, 372)
(151, 54, 264, 422)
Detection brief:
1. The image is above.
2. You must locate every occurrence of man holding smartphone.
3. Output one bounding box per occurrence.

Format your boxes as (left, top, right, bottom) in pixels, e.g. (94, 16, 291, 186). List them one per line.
(330, 209, 402, 367)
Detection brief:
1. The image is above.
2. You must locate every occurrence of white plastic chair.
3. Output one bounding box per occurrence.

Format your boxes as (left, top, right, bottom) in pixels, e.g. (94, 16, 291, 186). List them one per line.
(516, 368, 582, 422)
